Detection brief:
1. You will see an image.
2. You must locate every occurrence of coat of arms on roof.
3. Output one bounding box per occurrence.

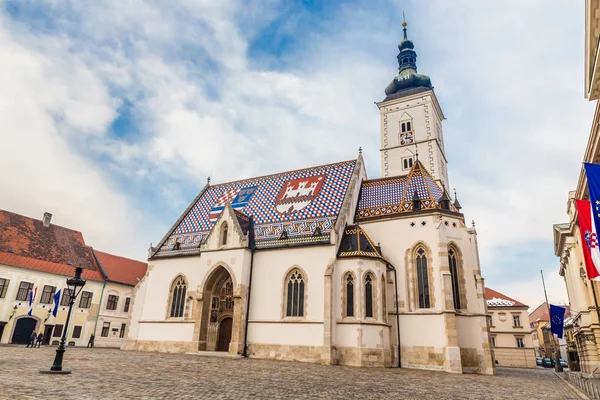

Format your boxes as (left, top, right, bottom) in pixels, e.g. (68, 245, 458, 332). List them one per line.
(275, 174, 325, 215)
(209, 186, 256, 223)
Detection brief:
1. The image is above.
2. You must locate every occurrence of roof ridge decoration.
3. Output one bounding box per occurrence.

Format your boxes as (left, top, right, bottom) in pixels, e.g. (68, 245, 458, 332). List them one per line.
(152, 159, 357, 257)
(356, 160, 458, 220)
(338, 224, 388, 261)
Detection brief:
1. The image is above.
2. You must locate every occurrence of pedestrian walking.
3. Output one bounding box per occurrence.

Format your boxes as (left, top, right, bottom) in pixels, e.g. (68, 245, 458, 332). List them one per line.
(26, 331, 36, 348)
(35, 332, 43, 348)
(87, 333, 95, 348)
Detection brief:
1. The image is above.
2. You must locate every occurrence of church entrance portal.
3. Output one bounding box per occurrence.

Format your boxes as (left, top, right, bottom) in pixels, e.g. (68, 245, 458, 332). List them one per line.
(198, 266, 235, 352)
(216, 318, 233, 352)
(11, 317, 37, 344)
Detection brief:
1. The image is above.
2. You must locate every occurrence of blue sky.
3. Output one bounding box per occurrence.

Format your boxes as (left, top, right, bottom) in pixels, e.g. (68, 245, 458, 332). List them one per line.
(0, 0, 594, 308)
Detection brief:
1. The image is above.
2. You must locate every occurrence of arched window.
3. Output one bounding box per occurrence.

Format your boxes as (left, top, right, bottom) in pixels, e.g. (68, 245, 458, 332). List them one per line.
(416, 248, 431, 308)
(345, 273, 354, 317)
(401, 122, 406, 132)
(407, 121, 411, 131)
(220, 223, 228, 246)
(381, 273, 387, 322)
(285, 269, 305, 317)
(169, 276, 187, 318)
(448, 247, 462, 310)
(365, 273, 374, 318)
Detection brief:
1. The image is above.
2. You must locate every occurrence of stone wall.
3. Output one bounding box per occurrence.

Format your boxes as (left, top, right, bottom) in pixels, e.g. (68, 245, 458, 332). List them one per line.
(246, 343, 331, 365)
(123, 339, 196, 354)
(492, 347, 536, 368)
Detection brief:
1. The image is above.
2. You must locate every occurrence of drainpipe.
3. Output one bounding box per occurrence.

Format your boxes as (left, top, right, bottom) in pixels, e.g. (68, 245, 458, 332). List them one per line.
(93, 281, 107, 338)
(386, 263, 402, 368)
(92, 249, 108, 341)
(243, 217, 256, 358)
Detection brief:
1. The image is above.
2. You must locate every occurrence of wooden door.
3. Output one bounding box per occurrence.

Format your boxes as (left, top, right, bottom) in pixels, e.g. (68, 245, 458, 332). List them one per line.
(216, 318, 232, 352)
(11, 318, 36, 344)
(43, 325, 54, 345)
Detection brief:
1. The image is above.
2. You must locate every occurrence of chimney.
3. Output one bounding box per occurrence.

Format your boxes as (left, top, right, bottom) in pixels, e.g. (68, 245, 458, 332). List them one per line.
(42, 212, 52, 228)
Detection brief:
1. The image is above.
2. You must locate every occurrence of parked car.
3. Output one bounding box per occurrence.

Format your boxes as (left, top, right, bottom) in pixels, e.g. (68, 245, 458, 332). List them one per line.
(536, 357, 543, 367)
(559, 359, 568, 368)
(543, 358, 554, 368)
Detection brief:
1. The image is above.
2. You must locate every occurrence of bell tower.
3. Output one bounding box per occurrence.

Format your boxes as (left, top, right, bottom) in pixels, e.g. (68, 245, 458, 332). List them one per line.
(377, 21, 449, 188)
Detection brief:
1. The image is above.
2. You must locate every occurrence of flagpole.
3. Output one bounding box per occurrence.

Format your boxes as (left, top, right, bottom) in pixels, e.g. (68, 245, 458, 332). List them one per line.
(541, 270, 563, 372)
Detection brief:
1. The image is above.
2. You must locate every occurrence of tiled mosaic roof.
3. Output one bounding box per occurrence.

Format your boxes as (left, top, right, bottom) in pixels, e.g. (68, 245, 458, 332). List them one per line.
(356, 160, 454, 220)
(156, 159, 357, 253)
(338, 224, 386, 261)
(485, 288, 527, 308)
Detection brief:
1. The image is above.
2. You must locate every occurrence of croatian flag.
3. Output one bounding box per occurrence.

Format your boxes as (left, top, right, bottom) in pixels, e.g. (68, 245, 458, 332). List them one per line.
(575, 200, 600, 280)
(52, 289, 61, 318)
(27, 286, 38, 316)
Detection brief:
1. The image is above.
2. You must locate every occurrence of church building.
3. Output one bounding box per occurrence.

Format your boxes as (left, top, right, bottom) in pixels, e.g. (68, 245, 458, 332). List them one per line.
(124, 23, 495, 375)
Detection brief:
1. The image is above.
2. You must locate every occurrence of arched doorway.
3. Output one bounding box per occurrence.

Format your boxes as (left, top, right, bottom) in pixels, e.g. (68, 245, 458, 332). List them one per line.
(11, 317, 38, 344)
(198, 266, 235, 352)
(216, 317, 233, 352)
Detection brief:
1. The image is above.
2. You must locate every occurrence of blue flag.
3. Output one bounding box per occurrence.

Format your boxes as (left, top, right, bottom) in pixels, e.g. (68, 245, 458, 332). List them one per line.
(52, 289, 61, 318)
(550, 304, 566, 339)
(584, 163, 600, 235)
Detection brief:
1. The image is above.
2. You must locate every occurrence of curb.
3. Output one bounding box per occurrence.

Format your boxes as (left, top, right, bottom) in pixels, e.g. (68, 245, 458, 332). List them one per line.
(554, 371, 591, 400)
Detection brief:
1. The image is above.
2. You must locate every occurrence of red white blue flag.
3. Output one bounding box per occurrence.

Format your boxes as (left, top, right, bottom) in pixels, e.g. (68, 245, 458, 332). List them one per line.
(575, 199, 600, 280)
(27, 286, 38, 316)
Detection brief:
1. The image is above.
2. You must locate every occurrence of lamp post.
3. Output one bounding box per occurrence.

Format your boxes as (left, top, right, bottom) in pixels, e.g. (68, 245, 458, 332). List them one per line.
(40, 266, 86, 375)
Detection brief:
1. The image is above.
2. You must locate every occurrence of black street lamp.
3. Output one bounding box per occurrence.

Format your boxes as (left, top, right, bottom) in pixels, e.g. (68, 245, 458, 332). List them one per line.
(40, 266, 86, 375)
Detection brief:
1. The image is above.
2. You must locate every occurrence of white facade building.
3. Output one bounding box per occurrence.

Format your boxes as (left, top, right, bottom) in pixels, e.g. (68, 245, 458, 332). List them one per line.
(124, 23, 495, 374)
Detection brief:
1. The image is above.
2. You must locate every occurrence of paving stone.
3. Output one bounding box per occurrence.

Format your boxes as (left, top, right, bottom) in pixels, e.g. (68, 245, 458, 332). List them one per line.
(0, 346, 581, 399)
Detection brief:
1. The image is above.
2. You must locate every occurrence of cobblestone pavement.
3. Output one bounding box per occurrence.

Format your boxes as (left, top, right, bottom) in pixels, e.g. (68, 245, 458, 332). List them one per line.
(0, 346, 582, 400)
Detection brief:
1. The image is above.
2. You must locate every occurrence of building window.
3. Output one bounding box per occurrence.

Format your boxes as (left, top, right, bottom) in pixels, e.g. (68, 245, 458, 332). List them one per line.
(101, 322, 110, 337)
(491, 336, 496, 347)
(72, 325, 82, 339)
(448, 248, 461, 309)
(0, 278, 10, 298)
(106, 295, 119, 310)
(401, 121, 412, 132)
(221, 222, 228, 246)
(402, 157, 414, 170)
(416, 248, 431, 308)
(79, 291, 93, 308)
(124, 297, 131, 312)
(285, 269, 305, 317)
(533, 332, 538, 341)
(39, 285, 56, 304)
(169, 276, 187, 318)
(53, 325, 64, 338)
(365, 273, 374, 318)
(345, 273, 354, 317)
(15, 281, 33, 301)
(516, 337, 525, 348)
(60, 288, 73, 306)
(513, 315, 521, 327)
(120, 323, 126, 338)
(487, 315, 493, 327)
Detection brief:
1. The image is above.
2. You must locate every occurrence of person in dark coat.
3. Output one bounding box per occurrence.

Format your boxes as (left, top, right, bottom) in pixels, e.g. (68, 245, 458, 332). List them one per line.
(26, 331, 36, 348)
(87, 334, 95, 348)
(35, 332, 43, 348)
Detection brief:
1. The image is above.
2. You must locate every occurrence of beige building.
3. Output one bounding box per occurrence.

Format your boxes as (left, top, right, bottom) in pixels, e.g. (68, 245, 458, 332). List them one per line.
(0, 209, 146, 349)
(552, 0, 600, 377)
(125, 23, 495, 375)
(485, 288, 535, 368)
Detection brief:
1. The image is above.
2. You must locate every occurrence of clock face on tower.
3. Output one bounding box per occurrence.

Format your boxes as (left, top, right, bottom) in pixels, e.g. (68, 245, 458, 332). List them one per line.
(400, 131, 414, 145)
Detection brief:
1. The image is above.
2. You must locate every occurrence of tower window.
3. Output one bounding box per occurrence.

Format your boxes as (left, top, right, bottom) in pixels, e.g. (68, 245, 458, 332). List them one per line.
(407, 121, 411, 131)
(401, 123, 406, 132)
(402, 157, 414, 170)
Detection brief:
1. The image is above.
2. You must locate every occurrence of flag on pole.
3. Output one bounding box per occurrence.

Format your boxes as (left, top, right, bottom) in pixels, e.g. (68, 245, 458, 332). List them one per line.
(575, 200, 600, 280)
(27, 286, 38, 316)
(52, 289, 61, 318)
(550, 304, 566, 339)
